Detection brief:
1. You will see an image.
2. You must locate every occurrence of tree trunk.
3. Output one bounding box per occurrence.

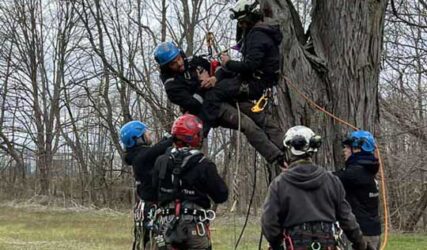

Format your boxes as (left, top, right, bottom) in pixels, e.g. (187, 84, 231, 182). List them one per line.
(263, 0, 387, 166)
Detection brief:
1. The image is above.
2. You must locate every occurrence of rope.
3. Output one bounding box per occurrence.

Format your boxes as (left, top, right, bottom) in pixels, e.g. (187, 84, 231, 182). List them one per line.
(284, 76, 389, 250)
(235, 148, 258, 249)
(230, 102, 242, 249)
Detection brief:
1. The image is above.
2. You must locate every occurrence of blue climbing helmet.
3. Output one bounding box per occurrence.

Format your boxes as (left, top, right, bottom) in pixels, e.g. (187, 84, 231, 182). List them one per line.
(154, 42, 180, 66)
(120, 121, 147, 149)
(343, 130, 376, 153)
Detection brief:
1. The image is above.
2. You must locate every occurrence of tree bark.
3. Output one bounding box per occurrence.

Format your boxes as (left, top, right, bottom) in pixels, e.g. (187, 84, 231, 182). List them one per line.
(263, 0, 387, 166)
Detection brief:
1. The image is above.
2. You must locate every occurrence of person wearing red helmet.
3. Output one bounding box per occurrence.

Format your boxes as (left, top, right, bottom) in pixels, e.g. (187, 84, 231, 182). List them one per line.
(152, 114, 228, 250)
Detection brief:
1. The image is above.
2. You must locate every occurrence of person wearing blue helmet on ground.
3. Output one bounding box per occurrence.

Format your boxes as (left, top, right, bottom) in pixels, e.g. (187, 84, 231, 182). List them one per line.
(120, 120, 173, 250)
(334, 130, 381, 250)
(154, 41, 285, 170)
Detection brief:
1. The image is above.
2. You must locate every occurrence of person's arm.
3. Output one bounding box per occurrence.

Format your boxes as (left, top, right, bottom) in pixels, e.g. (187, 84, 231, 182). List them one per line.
(333, 166, 362, 190)
(261, 178, 284, 250)
(225, 31, 270, 74)
(133, 137, 173, 177)
(202, 161, 228, 204)
(164, 78, 203, 114)
(334, 176, 367, 250)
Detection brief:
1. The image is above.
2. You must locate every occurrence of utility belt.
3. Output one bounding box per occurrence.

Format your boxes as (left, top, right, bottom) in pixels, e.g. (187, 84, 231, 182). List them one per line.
(283, 222, 337, 250)
(239, 70, 280, 105)
(159, 207, 216, 223)
(155, 200, 215, 247)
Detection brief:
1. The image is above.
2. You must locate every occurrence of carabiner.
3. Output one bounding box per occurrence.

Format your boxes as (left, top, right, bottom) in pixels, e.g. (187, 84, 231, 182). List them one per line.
(198, 209, 207, 222)
(251, 94, 268, 113)
(205, 210, 216, 221)
(310, 241, 321, 250)
(196, 222, 206, 237)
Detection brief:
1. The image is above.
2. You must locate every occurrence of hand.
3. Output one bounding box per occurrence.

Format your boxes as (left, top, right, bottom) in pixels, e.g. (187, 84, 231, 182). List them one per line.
(201, 76, 217, 89)
(220, 53, 230, 66)
(162, 131, 172, 139)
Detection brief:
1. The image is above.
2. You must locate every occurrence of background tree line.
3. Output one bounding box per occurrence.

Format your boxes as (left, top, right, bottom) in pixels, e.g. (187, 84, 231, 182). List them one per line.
(0, 0, 425, 232)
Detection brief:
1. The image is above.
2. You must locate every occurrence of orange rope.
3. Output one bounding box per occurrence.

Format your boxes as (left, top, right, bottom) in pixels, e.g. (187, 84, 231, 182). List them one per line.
(284, 76, 389, 250)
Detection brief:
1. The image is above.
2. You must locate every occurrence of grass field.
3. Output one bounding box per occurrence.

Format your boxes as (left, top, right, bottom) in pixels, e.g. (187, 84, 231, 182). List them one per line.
(0, 204, 426, 250)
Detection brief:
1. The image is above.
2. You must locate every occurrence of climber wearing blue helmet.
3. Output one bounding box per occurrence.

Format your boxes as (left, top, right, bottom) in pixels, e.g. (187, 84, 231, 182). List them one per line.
(334, 130, 381, 250)
(120, 120, 173, 249)
(153, 41, 285, 168)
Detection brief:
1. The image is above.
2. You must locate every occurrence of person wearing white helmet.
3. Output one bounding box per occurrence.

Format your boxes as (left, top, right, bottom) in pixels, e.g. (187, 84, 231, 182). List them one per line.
(200, 0, 285, 167)
(261, 126, 371, 250)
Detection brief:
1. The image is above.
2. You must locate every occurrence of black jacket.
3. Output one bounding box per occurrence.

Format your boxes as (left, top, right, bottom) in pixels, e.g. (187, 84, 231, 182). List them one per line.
(152, 148, 228, 209)
(160, 58, 205, 116)
(334, 152, 381, 236)
(262, 161, 366, 250)
(226, 23, 282, 99)
(124, 137, 173, 202)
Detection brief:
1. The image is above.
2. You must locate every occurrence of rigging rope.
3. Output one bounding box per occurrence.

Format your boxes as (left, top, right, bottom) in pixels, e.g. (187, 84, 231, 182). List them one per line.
(230, 102, 242, 250)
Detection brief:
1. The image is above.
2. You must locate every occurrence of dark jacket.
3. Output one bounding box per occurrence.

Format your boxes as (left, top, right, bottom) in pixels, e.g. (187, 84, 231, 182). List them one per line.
(160, 57, 205, 116)
(152, 148, 228, 209)
(226, 23, 282, 99)
(262, 161, 366, 250)
(334, 152, 381, 236)
(124, 137, 173, 202)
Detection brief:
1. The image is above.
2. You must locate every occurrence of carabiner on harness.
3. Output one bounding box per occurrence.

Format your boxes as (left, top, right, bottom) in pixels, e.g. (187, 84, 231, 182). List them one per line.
(134, 200, 145, 222)
(251, 94, 268, 113)
(198, 209, 216, 222)
(196, 221, 206, 236)
(311, 241, 321, 250)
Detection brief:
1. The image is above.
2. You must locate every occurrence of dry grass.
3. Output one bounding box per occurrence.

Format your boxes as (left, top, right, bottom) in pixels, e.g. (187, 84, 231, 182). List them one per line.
(0, 203, 426, 250)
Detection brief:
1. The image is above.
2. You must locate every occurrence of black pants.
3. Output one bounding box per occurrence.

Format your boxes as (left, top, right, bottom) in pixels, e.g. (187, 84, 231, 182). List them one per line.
(202, 77, 284, 163)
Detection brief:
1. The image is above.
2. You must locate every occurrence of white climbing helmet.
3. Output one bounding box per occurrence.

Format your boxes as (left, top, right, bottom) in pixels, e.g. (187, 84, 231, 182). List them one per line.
(229, 0, 261, 20)
(283, 126, 322, 156)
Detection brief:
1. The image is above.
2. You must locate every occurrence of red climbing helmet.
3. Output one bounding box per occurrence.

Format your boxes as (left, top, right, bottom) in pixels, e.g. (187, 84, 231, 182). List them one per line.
(171, 114, 204, 148)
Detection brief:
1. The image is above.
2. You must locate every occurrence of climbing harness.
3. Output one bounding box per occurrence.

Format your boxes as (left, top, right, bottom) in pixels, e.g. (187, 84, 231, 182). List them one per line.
(282, 222, 337, 250)
(154, 149, 215, 248)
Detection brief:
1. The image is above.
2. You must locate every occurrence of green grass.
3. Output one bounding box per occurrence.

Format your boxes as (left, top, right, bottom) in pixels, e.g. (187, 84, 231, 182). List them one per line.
(0, 205, 426, 249)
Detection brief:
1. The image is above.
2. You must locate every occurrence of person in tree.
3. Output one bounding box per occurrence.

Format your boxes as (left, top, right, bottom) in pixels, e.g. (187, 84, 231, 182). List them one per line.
(153, 42, 285, 168)
(334, 131, 381, 250)
(152, 114, 228, 250)
(262, 126, 372, 250)
(120, 120, 173, 250)
(202, 0, 284, 144)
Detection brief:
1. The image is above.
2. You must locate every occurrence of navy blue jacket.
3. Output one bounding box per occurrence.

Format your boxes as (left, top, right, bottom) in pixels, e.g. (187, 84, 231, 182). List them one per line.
(334, 152, 381, 236)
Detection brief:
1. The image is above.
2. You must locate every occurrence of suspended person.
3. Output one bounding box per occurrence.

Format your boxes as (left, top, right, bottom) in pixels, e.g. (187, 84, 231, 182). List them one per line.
(152, 114, 228, 250)
(153, 42, 285, 168)
(334, 131, 381, 250)
(261, 126, 372, 250)
(120, 120, 173, 250)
